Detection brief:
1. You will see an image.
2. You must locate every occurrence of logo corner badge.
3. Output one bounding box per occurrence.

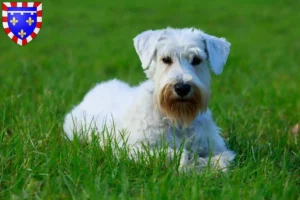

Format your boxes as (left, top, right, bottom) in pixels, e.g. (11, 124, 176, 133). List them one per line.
(2, 2, 42, 46)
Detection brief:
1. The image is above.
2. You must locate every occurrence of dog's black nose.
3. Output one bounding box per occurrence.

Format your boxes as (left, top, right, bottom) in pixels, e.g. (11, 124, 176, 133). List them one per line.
(174, 83, 191, 97)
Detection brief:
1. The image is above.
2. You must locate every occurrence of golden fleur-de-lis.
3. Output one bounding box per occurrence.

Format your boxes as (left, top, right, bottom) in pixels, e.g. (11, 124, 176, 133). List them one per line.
(10, 17, 18, 26)
(18, 29, 26, 38)
(26, 17, 34, 26)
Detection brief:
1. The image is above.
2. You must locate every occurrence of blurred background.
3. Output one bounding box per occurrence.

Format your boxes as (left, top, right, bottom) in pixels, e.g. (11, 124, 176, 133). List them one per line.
(0, 0, 299, 144)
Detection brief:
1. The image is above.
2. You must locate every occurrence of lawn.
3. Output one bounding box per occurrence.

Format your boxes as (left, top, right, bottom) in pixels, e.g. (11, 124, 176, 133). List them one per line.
(0, 0, 299, 199)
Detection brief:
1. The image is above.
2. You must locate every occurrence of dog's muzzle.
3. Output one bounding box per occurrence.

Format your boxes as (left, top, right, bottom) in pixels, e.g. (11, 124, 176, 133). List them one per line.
(158, 83, 209, 126)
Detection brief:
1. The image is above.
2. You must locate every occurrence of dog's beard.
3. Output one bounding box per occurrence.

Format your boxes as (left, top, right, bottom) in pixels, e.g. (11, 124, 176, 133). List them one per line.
(158, 83, 209, 127)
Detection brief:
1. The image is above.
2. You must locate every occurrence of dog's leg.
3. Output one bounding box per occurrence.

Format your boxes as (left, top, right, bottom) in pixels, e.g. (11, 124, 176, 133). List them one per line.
(127, 145, 207, 172)
(178, 150, 235, 173)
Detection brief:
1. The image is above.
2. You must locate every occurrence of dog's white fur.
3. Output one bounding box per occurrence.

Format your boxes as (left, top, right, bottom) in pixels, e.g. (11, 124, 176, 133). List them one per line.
(63, 27, 235, 172)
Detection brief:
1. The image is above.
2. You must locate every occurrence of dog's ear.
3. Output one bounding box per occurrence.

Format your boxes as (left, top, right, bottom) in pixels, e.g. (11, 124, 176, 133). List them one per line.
(133, 30, 163, 70)
(203, 34, 231, 75)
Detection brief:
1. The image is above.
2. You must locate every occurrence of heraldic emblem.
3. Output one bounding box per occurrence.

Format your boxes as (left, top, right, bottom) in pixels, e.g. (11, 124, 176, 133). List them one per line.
(2, 2, 42, 46)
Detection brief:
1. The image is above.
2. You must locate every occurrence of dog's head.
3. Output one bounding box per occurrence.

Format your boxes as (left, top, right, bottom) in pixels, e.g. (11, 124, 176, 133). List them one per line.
(134, 27, 230, 126)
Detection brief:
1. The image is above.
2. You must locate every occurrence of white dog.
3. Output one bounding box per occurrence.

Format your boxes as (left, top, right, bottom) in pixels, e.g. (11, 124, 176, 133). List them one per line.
(63, 27, 235, 172)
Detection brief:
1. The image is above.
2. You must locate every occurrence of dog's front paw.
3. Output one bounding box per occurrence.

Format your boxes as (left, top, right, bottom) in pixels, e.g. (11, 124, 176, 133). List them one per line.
(208, 150, 236, 172)
(178, 152, 207, 173)
(177, 150, 236, 173)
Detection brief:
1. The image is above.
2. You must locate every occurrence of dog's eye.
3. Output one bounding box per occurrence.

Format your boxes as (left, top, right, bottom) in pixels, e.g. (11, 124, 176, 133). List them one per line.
(191, 57, 202, 66)
(162, 57, 173, 65)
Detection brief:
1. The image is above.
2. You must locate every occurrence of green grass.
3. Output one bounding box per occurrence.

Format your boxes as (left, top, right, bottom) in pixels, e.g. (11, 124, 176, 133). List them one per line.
(1, 0, 300, 199)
